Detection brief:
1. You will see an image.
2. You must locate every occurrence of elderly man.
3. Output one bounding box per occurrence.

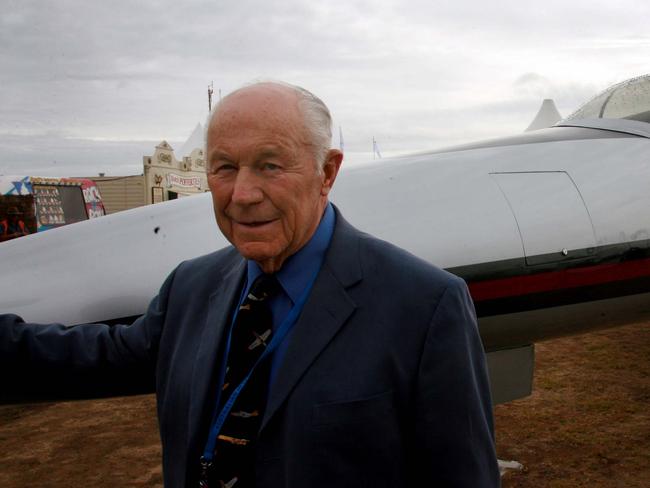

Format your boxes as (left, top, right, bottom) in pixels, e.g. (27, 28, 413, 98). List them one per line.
(1, 82, 499, 487)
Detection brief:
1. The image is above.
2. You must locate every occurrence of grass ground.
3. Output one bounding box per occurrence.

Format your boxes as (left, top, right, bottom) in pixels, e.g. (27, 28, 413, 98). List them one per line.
(496, 320, 649, 487)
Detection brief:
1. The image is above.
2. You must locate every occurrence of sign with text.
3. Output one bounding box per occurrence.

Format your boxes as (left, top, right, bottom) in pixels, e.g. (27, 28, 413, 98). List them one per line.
(166, 173, 202, 189)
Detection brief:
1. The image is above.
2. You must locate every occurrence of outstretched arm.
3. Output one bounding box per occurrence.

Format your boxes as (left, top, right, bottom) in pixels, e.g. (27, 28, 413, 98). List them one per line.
(0, 267, 178, 403)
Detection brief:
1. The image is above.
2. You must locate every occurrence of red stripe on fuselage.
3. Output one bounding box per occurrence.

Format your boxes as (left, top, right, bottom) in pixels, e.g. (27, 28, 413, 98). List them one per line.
(468, 257, 650, 302)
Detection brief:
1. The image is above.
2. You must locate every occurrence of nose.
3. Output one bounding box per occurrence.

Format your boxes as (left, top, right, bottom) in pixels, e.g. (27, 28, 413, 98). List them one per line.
(231, 168, 264, 205)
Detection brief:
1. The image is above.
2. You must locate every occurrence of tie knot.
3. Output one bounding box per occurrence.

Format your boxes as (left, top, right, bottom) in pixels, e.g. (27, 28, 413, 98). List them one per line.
(247, 274, 280, 302)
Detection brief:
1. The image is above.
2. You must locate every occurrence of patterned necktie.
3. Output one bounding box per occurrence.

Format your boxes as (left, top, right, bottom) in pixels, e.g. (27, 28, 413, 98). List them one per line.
(208, 273, 280, 488)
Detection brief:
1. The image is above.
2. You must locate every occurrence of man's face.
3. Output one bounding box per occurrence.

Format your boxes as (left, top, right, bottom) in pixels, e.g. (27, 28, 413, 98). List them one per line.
(206, 85, 342, 273)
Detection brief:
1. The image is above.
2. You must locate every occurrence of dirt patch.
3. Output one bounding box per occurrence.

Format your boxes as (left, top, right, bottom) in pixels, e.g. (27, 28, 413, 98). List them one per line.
(1, 321, 648, 487)
(496, 320, 649, 487)
(0, 395, 162, 487)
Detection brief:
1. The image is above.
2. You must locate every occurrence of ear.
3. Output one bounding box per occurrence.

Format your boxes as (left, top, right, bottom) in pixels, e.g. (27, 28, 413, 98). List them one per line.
(320, 149, 343, 196)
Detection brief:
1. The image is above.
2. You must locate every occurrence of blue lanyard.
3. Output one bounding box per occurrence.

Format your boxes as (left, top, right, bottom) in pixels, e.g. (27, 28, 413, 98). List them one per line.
(201, 268, 320, 463)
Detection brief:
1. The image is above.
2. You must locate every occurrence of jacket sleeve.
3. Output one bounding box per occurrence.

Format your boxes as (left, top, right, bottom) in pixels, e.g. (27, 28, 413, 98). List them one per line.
(0, 266, 179, 403)
(412, 277, 500, 487)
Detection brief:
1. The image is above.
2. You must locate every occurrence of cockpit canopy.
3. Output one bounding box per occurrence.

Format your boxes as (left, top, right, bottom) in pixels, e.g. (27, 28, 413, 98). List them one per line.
(563, 74, 650, 123)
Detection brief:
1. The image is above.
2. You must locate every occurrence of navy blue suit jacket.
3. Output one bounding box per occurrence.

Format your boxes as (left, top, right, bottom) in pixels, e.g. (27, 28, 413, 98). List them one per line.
(1, 209, 499, 487)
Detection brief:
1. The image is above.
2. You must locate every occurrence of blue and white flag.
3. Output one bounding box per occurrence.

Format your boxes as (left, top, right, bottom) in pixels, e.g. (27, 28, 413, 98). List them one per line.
(373, 137, 382, 159)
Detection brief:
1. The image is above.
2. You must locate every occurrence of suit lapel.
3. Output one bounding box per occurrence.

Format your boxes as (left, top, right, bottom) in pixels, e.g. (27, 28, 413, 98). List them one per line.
(188, 255, 246, 450)
(261, 209, 363, 430)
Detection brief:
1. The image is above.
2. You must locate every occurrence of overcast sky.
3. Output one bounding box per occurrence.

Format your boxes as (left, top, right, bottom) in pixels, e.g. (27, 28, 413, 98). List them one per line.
(1, 0, 649, 176)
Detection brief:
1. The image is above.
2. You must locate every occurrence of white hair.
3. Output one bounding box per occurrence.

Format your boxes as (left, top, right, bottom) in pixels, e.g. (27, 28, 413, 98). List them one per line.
(205, 81, 333, 172)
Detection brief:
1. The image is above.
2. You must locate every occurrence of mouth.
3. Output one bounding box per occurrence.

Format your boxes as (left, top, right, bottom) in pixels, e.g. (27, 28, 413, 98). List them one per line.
(234, 219, 277, 228)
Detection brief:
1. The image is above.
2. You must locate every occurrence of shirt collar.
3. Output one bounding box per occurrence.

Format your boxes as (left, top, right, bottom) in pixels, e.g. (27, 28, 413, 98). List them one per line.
(247, 202, 335, 304)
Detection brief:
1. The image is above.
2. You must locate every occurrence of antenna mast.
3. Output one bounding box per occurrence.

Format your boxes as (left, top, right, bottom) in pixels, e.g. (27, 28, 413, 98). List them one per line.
(208, 81, 214, 111)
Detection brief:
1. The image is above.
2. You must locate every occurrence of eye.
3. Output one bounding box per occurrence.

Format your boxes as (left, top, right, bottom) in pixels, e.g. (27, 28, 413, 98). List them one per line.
(261, 161, 281, 171)
(210, 162, 237, 175)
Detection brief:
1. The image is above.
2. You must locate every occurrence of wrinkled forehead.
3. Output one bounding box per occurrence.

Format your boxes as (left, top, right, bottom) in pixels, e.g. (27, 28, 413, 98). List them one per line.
(208, 86, 310, 146)
(217, 85, 301, 127)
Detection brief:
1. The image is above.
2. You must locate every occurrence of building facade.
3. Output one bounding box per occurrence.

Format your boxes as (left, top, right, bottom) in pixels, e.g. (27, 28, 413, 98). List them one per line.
(143, 141, 209, 205)
(85, 138, 209, 215)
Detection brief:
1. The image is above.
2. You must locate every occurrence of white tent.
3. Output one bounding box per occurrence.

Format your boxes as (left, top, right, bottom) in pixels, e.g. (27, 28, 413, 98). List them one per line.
(525, 99, 562, 131)
(178, 123, 204, 157)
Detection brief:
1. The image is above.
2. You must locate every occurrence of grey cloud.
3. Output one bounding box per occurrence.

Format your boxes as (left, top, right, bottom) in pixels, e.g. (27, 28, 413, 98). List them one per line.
(1, 0, 649, 173)
(0, 133, 172, 176)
